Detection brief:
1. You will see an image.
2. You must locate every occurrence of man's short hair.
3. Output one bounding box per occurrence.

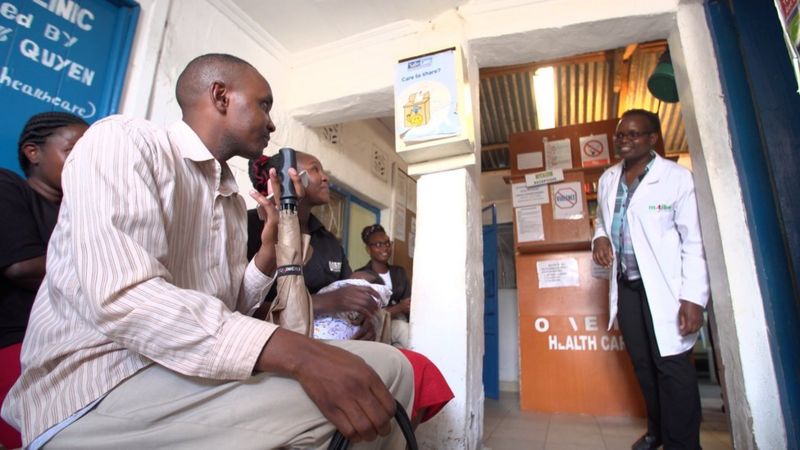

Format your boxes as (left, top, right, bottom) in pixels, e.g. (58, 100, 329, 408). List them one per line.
(175, 53, 255, 109)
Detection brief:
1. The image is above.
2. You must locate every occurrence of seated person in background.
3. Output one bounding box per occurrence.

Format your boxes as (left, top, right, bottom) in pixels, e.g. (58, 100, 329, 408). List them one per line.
(250, 156, 453, 429)
(356, 224, 412, 348)
(314, 270, 391, 341)
(0, 112, 88, 450)
(248, 152, 382, 339)
(2, 53, 412, 449)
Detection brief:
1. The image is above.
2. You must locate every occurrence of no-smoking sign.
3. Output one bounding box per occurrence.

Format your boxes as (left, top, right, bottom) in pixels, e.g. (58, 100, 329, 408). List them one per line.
(579, 134, 610, 167)
(583, 139, 604, 157)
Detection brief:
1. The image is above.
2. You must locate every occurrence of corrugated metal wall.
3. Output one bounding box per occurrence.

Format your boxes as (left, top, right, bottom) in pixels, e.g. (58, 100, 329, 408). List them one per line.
(479, 41, 688, 171)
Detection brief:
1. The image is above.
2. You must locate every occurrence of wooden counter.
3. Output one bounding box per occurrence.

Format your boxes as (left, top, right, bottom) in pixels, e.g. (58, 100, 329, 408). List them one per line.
(517, 250, 645, 416)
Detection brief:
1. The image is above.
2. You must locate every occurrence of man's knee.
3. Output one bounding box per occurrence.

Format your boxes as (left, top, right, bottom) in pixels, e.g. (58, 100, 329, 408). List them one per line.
(329, 341, 413, 405)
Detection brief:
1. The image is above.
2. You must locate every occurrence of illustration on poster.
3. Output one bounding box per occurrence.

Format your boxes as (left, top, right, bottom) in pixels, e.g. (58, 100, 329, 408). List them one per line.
(19, 39, 95, 86)
(0, 66, 96, 118)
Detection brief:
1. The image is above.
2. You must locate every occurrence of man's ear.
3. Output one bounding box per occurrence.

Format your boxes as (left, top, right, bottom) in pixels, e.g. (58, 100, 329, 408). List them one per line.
(210, 80, 229, 113)
(22, 142, 40, 166)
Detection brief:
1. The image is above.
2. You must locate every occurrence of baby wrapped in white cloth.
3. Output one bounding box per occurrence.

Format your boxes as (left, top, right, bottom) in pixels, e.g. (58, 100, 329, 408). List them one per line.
(313, 275, 391, 340)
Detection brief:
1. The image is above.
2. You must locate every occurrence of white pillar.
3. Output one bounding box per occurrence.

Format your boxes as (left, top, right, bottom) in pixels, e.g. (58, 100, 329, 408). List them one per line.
(669, 2, 786, 448)
(409, 168, 484, 450)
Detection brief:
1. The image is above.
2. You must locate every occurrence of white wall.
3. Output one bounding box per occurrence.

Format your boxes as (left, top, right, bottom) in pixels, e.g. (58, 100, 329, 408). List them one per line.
(411, 169, 484, 450)
(118, 0, 404, 213)
(669, 3, 785, 448)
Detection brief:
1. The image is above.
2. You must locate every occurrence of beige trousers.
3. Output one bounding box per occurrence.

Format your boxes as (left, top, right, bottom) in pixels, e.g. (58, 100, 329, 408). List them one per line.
(390, 320, 410, 349)
(46, 340, 414, 450)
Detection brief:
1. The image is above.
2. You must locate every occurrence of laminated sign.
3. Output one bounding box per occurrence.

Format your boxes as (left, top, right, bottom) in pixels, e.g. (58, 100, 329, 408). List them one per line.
(395, 48, 461, 144)
(552, 181, 584, 220)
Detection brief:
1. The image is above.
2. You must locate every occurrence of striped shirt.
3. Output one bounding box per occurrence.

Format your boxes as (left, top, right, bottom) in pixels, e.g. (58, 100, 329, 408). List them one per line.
(1, 116, 278, 444)
(610, 154, 655, 280)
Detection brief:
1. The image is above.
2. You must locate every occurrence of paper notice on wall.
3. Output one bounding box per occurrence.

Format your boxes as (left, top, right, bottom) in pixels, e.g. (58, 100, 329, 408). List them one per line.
(551, 181, 584, 220)
(537, 258, 580, 288)
(579, 134, 610, 167)
(393, 203, 406, 241)
(512, 183, 549, 207)
(515, 205, 545, 242)
(544, 138, 573, 169)
(406, 176, 417, 213)
(408, 217, 416, 258)
(394, 167, 407, 206)
(517, 151, 544, 170)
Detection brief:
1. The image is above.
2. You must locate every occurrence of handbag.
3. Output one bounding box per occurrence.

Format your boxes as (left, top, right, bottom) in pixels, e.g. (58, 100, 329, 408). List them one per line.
(327, 400, 418, 450)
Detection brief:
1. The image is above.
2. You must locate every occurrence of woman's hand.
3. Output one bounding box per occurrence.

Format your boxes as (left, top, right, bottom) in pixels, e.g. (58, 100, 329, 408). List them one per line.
(313, 285, 381, 320)
(592, 237, 614, 268)
(678, 300, 704, 336)
(386, 298, 410, 318)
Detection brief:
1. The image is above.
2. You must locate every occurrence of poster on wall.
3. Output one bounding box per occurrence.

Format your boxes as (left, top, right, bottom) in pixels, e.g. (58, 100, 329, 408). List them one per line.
(394, 166, 407, 206)
(408, 217, 416, 258)
(0, 0, 140, 175)
(544, 138, 573, 169)
(774, 0, 800, 92)
(406, 175, 417, 213)
(579, 134, 610, 167)
(393, 203, 406, 242)
(394, 48, 461, 144)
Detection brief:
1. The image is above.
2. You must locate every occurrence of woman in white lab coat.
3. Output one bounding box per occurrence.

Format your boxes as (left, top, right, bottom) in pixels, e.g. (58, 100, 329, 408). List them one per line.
(592, 109, 709, 450)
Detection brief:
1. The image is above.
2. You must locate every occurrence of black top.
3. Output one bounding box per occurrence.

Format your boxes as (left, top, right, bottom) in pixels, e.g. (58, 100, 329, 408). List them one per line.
(0, 169, 59, 347)
(247, 210, 352, 303)
(355, 261, 411, 321)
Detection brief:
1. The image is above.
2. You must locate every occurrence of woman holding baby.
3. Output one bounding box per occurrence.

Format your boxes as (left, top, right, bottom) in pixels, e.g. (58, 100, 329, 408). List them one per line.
(247, 151, 453, 427)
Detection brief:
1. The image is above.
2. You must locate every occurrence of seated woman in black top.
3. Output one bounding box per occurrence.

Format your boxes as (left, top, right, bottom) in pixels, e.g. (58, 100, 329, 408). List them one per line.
(356, 224, 411, 348)
(246, 151, 381, 339)
(0, 112, 88, 448)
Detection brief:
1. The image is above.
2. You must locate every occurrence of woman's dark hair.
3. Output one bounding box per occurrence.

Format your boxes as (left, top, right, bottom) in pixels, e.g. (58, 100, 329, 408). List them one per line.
(18, 112, 88, 176)
(248, 153, 285, 195)
(361, 224, 386, 244)
(621, 109, 661, 134)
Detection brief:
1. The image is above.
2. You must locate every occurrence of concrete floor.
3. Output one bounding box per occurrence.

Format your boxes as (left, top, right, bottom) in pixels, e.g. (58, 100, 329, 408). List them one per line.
(483, 384, 732, 450)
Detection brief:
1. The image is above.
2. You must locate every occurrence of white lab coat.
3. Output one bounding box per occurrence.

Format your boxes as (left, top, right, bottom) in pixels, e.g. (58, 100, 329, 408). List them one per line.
(592, 155, 709, 356)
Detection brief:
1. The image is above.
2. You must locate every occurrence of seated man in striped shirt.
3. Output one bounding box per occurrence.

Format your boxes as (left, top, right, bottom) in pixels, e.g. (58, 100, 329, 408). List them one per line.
(1, 53, 413, 450)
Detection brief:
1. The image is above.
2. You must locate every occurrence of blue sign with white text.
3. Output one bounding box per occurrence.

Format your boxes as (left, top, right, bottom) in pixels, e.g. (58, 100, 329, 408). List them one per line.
(0, 0, 139, 175)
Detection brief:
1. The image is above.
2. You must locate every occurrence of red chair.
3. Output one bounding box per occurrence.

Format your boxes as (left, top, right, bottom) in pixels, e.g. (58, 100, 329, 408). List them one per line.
(0, 343, 22, 449)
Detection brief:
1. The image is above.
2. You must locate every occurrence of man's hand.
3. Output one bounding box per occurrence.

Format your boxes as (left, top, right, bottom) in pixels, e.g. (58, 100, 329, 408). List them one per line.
(592, 237, 614, 268)
(249, 167, 306, 275)
(256, 328, 396, 442)
(678, 300, 704, 336)
(313, 285, 381, 320)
